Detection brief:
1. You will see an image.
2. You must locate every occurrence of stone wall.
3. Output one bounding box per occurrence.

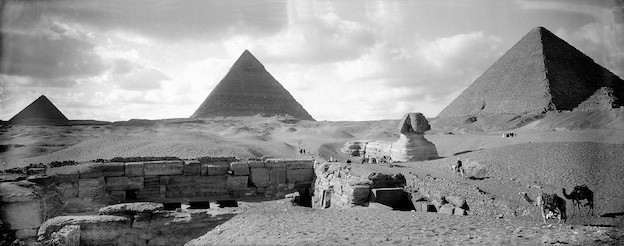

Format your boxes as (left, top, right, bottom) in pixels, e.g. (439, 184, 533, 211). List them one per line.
(37, 202, 235, 246)
(1, 157, 315, 242)
(46, 158, 314, 210)
(312, 162, 406, 209)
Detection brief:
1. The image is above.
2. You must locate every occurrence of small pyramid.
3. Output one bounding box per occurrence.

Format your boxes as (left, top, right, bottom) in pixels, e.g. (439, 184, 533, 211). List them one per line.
(438, 26, 624, 117)
(9, 95, 70, 125)
(191, 50, 315, 120)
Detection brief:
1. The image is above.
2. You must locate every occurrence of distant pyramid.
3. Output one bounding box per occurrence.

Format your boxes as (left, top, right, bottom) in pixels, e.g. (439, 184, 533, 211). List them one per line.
(191, 50, 315, 120)
(438, 26, 624, 117)
(9, 95, 70, 125)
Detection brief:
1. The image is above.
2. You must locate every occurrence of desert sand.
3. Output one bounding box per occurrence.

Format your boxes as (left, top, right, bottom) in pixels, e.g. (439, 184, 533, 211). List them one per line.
(2, 111, 624, 245)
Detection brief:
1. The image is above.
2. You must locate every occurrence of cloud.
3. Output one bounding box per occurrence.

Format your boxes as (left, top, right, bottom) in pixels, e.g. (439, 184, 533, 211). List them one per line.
(0, 21, 107, 80)
(35, 0, 288, 42)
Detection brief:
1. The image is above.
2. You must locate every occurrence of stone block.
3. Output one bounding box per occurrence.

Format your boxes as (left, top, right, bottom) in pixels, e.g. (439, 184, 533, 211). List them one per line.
(78, 187, 103, 198)
(446, 195, 468, 209)
(230, 161, 250, 176)
(51, 225, 80, 246)
(287, 169, 314, 183)
(169, 176, 196, 185)
(250, 168, 270, 187)
(183, 160, 201, 175)
(196, 176, 227, 190)
(100, 162, 125, 177)
(2, 200, 43, 230)
(286, 160, 314, 169)
(144, 161, 184, 176)
(269, 167, 287, 186)
(79, 168, 103, 179)
(423, 203, 436, 212)
(201, 163, 229, 176)
(110, 191, 126, 198)
(54, 173, 79, 183)
(247, 161, 265, 168)
(370, 188, 404, 208)
(264, 159, 287, 168)
(79, 177, 104, 188)
(226, 175, 249, 190)
(127, 177, 144, 190)
(159, 176, 171, 185)
(106, 176, 128, 191)
(438, 204, 454, 215)
(345, 184, 370, 205)
(125, 162, 145, 176)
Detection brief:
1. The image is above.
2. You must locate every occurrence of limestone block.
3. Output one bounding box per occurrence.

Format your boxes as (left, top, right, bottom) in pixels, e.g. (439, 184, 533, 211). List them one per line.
(1, 200, 43, 230)
(226, 175, 249, 190)
(79, 166, 103, 179)
(183, 160, 201, 176)
(370, 188, 404, 207)
(286, 160, 314, 169)
(169, 176, 196, 185)
(110, 191, 125, 198)
(15, 228, 38, 239)
(100, 162, 125, 177)
(54, 173, 79, 183)
(446, 195, 468, 209)
(127, 177, 144, 190)
(248, 161, 265, 168)
(196, 176, 227, 190)
(144, 161, 184, 176)
(230, 161, 250, 176)
(125, 162, 144, 176)
(159, 176, 170, 185)
(79, 177, 104, 188)
(201, 163, 229, 176)
(269, 167, 287, 186)
(438, 204, 455, 215)
(78, 187, 103, 198)
(50, 225, 80, 246)
(287, 169, 314, 184)
(249, 167, 270, 187)
(344, 184, 370, 205)
(264, 159, 287, 168)
(454, 207, 467, 216)
(105, 177, 128, 191)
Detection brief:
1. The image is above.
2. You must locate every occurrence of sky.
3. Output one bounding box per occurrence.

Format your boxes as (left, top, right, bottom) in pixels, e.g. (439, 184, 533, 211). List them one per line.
(1, 0, 623, 121)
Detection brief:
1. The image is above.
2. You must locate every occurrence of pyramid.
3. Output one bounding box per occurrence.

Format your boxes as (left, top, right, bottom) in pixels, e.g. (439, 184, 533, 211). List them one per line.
(9, 95, 70, 125)
(191, 50, 315, 120)
(437, 26, 624, 117)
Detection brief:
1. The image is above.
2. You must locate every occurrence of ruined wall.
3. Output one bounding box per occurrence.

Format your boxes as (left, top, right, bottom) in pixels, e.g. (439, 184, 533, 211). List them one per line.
(312, 162, 406, 209)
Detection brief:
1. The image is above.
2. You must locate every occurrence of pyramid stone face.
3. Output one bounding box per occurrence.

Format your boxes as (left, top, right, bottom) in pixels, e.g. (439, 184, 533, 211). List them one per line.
(191, 50, 315, 121)
(438, 26, 624, 117)
(9, 95, 70, 125)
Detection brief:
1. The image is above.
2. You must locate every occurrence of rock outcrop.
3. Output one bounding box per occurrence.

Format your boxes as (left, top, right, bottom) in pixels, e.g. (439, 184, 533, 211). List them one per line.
(438, 26, 624, 117)
(8, 95, 70, 125)
(191, 50, 315, 121)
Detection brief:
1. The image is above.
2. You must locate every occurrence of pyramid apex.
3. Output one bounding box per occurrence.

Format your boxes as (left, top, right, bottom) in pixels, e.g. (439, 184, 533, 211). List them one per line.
(231, 49, 264, 71)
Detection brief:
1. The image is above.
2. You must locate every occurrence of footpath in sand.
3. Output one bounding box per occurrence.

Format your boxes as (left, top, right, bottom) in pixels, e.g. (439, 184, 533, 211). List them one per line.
(186, 199, 624, 246)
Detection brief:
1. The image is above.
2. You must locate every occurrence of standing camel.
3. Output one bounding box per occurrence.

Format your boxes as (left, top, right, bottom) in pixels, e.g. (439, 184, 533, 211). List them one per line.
(562, 185, 594, 215)
(519, 191, 567, 223)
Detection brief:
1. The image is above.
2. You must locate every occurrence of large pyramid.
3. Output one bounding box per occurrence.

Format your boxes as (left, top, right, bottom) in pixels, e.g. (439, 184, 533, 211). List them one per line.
(191, 50, 315, 120)
(438, 26, 624, 117)
(9, 95, 70, 125)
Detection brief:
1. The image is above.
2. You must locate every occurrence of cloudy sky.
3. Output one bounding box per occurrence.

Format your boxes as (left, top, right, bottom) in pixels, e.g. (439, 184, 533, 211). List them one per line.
(1, 0, 623, 121)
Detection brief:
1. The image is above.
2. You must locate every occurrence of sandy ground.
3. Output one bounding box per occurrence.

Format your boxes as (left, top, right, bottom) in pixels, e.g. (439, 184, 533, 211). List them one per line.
(2, 113, 624, 245)
(186, 199, 624, 246)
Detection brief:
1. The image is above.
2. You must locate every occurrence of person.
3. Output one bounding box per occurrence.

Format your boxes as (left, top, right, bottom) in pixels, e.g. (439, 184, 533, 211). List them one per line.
(455, 159, 465, 178)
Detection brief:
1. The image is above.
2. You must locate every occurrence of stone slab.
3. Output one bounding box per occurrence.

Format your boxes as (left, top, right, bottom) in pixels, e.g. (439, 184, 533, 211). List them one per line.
(105, 176, 128, 191)
(250, 167, 270, 187)
(100, 162, 125, 177)
(144, 161, 184, 176)
(230, 162, 250, 176)
(54, 173, 79, 183)
(201, 163, 229, 176)
(287, 169, 314, 183)
(183, 160, 201, 176)
(226, 175, 249, 190)
(370, 188, 404, 208)
(78, 177, 104, 188)
(125, 162, 144, 176)
(269, 167, 287, 186)
(438, 204, 454, 215)
(127, 177, 144, 190)
(247, 161, 265, 168)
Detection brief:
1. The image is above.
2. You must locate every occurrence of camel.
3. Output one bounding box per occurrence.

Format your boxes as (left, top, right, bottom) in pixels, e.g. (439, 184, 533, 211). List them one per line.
(519, 191, 567, 223)
(562, 185, 594, 215)
(450, 159, 465, 178)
